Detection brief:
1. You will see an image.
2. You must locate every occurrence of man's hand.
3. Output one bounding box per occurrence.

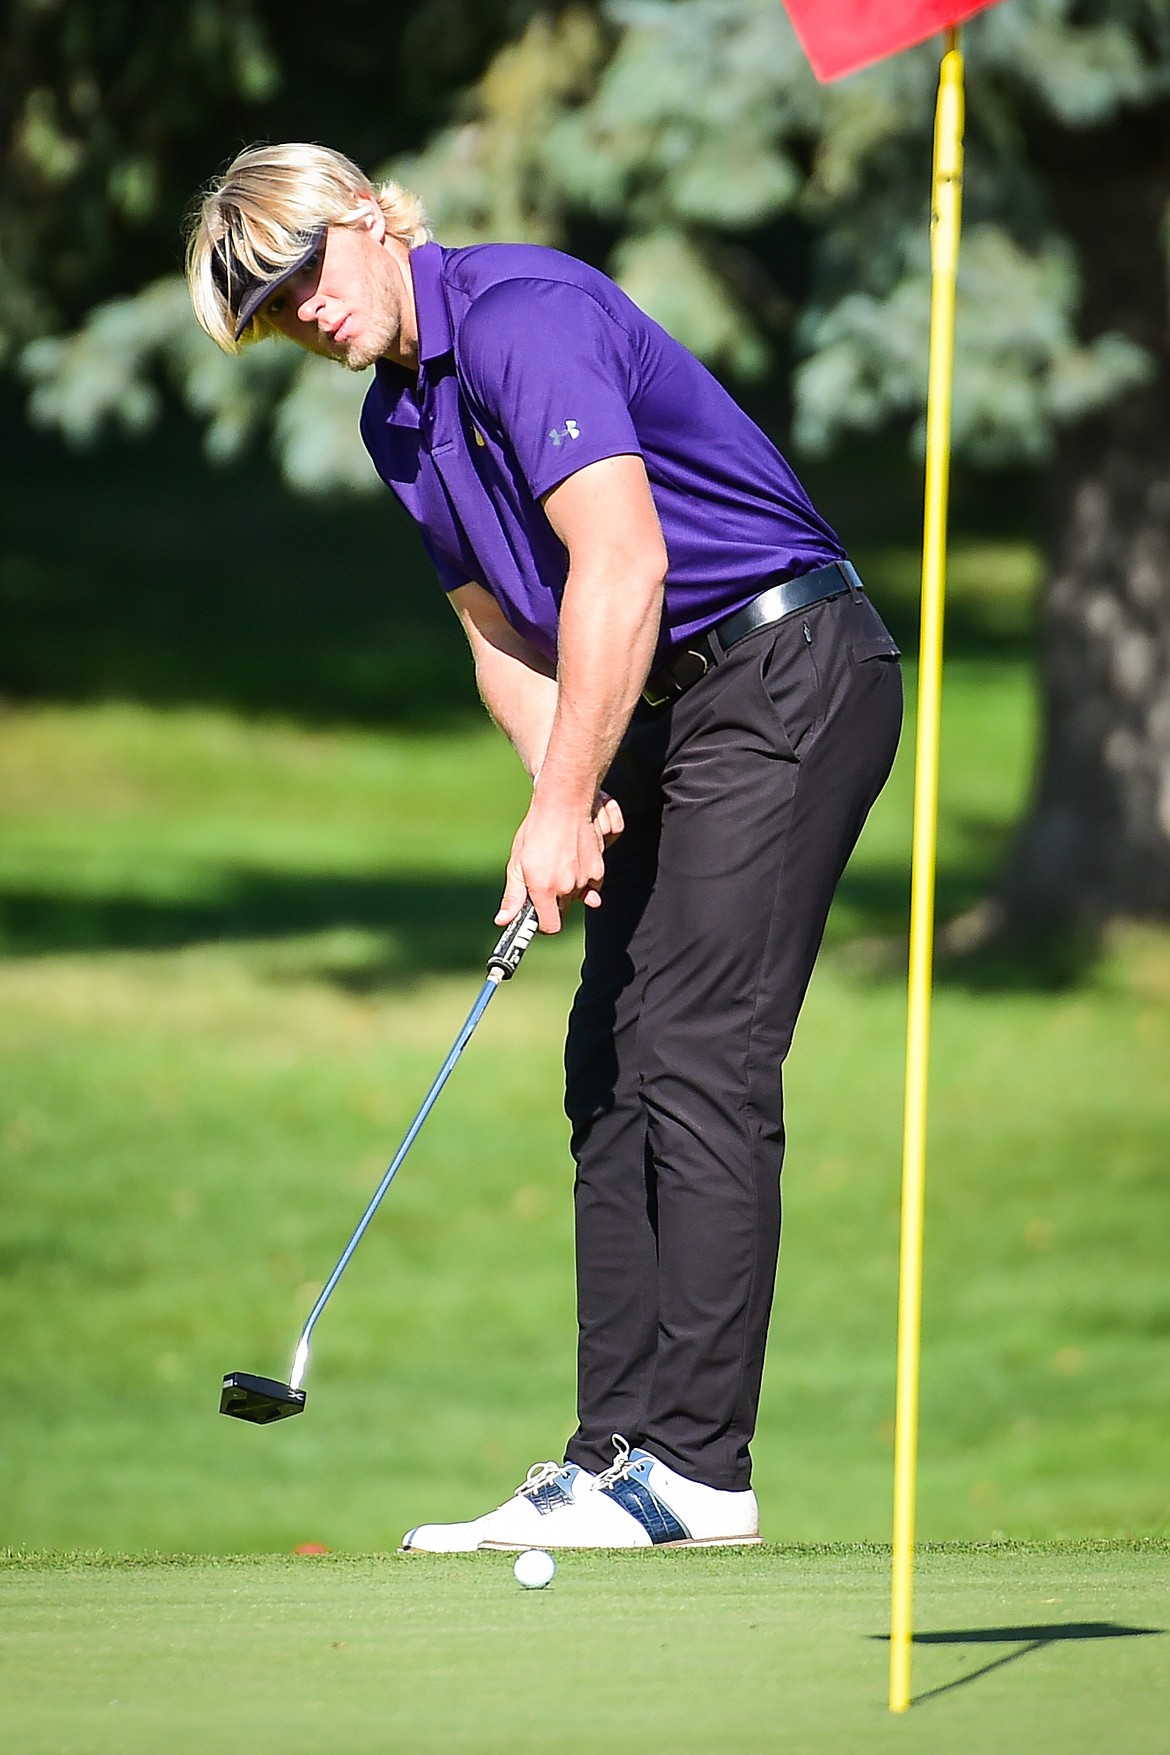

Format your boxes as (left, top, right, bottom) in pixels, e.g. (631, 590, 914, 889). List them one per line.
(497, 792, 625, 932)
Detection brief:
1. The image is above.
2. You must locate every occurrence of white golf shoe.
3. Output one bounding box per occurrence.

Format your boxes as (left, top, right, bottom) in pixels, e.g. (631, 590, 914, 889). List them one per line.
(399, 1459, 596, 1554)
(477, 1436, 761, 1550)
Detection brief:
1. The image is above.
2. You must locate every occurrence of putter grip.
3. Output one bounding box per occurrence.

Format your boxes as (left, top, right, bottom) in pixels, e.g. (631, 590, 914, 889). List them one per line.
(487, 899, 540, 979)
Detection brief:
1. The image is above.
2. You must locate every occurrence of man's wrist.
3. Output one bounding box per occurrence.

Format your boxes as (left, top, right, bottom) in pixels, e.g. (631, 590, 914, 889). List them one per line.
(530, 771, 597, 816)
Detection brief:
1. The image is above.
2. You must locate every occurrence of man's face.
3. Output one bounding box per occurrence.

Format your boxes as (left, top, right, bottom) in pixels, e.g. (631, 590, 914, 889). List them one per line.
(259, 207, 415, 371)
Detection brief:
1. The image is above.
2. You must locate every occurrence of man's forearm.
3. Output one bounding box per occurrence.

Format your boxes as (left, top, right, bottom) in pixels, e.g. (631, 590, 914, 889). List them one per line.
(475, 642, 558, 780)
(451, 582, 558, 778)
(490, 454, 667, 931)
(532, 558, 663, 813)
(531, 454, 668, 821)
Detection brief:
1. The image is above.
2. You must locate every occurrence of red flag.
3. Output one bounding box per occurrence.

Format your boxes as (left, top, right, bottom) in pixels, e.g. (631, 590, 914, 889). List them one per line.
(781, 0, 1001, 81)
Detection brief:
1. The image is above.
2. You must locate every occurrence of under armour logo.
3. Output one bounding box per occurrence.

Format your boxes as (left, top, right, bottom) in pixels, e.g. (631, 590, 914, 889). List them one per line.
(548, 420, 581, 448)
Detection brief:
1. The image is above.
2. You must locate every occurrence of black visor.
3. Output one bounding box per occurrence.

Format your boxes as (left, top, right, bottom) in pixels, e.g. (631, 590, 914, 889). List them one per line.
(211, 227, 327, 340)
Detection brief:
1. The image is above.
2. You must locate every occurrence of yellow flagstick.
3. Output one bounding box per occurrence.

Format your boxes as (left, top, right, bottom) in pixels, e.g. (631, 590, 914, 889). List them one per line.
(888, 28, 965, 1716)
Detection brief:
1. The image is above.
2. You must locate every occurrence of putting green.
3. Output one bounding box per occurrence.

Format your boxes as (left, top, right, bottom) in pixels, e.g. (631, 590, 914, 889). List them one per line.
(1, 1544, 1165, 1753)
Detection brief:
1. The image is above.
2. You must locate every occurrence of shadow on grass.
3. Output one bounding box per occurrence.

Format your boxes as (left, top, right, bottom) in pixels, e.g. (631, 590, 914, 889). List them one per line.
(877, 1623, 1164, 1706)
(830, 864, 1102, 994)
(2, 861, 1093, 994)
(830, 805, 1010, 952)
(0, 870, 510, 987)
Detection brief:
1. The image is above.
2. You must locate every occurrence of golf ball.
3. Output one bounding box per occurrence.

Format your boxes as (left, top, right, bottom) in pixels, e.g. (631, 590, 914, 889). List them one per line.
(514, 1548, 556, 1590)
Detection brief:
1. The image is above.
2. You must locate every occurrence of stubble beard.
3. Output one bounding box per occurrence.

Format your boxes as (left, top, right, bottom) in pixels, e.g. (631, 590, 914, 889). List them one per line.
(338, 329, 388, 372)
(336, 258, 401, 371)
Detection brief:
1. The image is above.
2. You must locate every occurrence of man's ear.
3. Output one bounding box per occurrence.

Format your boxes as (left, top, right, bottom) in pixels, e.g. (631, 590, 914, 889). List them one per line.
(356, 196, 386, 243)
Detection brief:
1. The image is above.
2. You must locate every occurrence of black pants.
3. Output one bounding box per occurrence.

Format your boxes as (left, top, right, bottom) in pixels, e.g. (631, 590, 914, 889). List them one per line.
(562, 589, 902, 1491)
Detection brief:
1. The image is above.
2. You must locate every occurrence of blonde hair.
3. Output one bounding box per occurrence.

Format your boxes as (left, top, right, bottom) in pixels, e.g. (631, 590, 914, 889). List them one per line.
(186, 142, 432, 352)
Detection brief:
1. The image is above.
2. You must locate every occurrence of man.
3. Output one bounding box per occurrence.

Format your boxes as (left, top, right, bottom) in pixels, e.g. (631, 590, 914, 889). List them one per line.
(188, 141, 902, 1551)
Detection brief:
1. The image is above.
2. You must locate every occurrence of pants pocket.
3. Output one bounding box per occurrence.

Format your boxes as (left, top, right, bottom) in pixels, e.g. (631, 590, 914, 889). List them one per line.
(755, 620, 822, 758)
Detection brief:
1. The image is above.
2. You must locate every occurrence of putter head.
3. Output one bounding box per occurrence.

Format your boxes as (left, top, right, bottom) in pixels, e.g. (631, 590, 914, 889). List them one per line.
(220, 1371, 306, 1424)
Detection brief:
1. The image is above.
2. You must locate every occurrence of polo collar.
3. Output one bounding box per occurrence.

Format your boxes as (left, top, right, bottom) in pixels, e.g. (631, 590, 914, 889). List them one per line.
(410, 241, 453, 366)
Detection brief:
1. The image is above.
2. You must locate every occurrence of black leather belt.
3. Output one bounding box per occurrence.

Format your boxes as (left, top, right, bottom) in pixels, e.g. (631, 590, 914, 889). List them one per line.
(641, 559, 864, 709)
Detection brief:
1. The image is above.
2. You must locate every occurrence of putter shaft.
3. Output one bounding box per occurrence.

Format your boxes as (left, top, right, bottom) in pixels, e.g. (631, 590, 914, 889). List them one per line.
(288, 902, 540, 1390)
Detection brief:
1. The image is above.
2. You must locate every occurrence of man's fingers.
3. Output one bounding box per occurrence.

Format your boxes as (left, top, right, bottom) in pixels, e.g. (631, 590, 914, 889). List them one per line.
(596, 795, 625, 844)
(498, 865, 563, 935)
(495, 861, 528, 927)
(522, 885, 563, 934)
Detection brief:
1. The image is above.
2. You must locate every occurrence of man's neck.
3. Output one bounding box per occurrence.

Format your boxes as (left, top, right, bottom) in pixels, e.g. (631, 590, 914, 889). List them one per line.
(382, 237, 420, 373)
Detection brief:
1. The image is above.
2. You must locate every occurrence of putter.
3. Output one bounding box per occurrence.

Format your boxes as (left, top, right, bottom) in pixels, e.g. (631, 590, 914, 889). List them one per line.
(219, 900, 540, 1424)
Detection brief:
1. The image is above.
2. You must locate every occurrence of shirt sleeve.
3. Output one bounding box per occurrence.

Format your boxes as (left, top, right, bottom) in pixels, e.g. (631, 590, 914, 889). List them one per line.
(456, 278, 642, 500)
(421, 531, 473, 595)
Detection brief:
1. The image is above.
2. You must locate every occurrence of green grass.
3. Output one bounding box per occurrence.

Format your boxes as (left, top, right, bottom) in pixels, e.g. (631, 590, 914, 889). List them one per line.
(2, 530, 1167, 1752)
(1, 1545, 1167, 1752)
(2, 615, 1168, 1554)
(5, 396, 1164, 1751)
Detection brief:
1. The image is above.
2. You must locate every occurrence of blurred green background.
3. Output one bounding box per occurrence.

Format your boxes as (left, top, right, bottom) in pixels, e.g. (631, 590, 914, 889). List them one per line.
(2, 0, 1169, 1554)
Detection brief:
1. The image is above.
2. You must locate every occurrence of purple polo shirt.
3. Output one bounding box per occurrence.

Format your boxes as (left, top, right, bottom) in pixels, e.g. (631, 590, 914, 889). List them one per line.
(360, 242, 843, 665)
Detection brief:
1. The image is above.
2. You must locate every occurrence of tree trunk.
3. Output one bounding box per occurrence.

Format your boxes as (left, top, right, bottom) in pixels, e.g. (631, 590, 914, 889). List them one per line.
(995, 105, 1170, 930)
(998, 384, 1170, 926)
